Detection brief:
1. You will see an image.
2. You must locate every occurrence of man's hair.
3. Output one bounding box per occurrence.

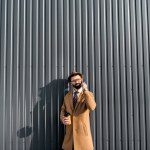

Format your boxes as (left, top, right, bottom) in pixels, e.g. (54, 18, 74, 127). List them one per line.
(68, 71, 84, 82)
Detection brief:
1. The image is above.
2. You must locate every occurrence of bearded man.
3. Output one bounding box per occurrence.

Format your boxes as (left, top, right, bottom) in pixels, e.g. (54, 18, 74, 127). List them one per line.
(60, 72, 96, 150)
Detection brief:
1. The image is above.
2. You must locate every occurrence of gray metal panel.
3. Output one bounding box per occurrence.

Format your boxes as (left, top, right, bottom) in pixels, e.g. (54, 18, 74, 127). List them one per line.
(94, 0, 103, 150)
(136, 0, 147, 150)
(130, 0, 140, 150)
(141, 1, 150, 149)
(112, 0, 122, 150)
(0, 0, 150, 150)
(0, 1, 7, 150)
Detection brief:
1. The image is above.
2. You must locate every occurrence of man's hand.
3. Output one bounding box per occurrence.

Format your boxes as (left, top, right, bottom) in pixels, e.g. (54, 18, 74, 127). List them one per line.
(62, 116, 71, 125)
(82, 82, 88, 91)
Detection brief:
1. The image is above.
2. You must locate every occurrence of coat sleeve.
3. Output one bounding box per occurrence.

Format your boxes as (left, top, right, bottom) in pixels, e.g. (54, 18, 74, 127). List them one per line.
(84, 90, 96, 111)
(60, 100, 66, 123)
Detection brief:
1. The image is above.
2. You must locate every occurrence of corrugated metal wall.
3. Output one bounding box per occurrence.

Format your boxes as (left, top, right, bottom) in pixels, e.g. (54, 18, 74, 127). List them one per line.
(0, 0, 150, 150)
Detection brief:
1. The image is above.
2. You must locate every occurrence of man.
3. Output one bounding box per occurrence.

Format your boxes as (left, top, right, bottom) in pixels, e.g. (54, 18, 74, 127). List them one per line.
(60, 72, 96, 150)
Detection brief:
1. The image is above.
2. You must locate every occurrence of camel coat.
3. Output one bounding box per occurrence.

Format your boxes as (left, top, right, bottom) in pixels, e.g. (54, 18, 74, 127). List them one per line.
(60, 90, 96, 150)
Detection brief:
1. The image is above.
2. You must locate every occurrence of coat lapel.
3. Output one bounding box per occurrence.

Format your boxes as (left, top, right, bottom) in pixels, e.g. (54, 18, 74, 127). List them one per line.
(68, 91, 74, 112)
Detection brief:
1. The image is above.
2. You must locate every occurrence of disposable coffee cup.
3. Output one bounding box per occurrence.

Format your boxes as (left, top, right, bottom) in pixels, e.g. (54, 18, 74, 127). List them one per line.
(64, 112, 71, 125)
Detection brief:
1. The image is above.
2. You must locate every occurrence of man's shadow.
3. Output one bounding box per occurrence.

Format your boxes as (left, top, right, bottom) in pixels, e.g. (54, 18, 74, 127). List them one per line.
(17, 79, 69, 150)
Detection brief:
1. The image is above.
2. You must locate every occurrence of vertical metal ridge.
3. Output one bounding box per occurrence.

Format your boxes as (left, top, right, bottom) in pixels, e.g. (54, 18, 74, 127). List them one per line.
(45, 6, 51, 148)
(4, 0, 13, 149)
(12, 0, 20, 149)
(101, 0, 109, 150)
(130, 0, 140, 150)
(88, 0, 95, 92)
(39, 0, 45, 87)
(31, 0, 39, 149)
(58, 0, 64, 79)
(141, 0, 150, 149)
(64, 0, 69, 78)
(9, 0, 14, 149)
(76, 0, 82, 72)
(113, 0, 122, 149)
(82, 0, 88, 82)
(45, 0, 51, 83)
(36, 1, 39, 149)
(124, 0, 134, 150)
(57, 1, 64, 148)
(148, 0, 150, 56)
(21, 0, 26, 149)
(136, 0, 146, 149)
(88, 0, 96, 148)
(40, 0, 46, 149)
(106, 0, 115, 149)
(25, 0, 32, 149)
(50, 0, 57, 149)
(94, 0, 102, 150)
(51, 0, 57, 79)
(0, 0, 7, 150)
(118, 0, 128, 150)
(0, 0, 2, 65)
(38, 1, 46, 148)
(70, 0, 76, 72)
(16, 1, 20, 149)
(45, 1, 50, 149)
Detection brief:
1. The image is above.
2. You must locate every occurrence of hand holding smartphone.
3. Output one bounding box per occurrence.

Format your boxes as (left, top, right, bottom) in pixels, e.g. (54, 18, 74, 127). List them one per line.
(81, 81, 88, 91)
(63, 112, 71, 125)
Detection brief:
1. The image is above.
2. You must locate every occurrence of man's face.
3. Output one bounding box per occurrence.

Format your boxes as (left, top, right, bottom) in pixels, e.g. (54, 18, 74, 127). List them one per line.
(70, 75, 83, 89)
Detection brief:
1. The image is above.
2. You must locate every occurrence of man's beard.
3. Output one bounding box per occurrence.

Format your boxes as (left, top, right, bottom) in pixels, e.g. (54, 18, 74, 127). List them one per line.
(73, 83, 82, 89)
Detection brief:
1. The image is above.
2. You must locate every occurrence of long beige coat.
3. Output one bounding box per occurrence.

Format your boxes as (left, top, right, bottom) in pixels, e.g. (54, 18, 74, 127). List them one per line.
(60, 90, 96, 150)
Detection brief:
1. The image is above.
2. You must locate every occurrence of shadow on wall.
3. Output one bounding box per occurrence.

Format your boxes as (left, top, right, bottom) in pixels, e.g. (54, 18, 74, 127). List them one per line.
(17, 79, 68, 150)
